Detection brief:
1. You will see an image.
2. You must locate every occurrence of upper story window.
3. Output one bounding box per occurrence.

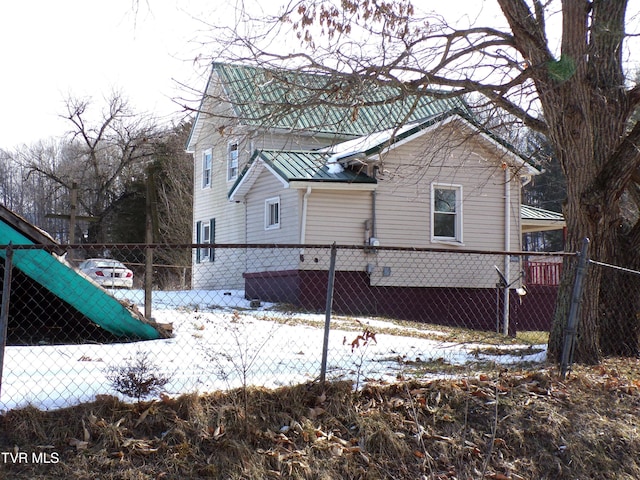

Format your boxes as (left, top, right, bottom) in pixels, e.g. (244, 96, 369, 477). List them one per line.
(202, 148, 212, 189)
(431, 184, 463, 243)
(265, 197, 280, 230)
(227, 143, 239, 181)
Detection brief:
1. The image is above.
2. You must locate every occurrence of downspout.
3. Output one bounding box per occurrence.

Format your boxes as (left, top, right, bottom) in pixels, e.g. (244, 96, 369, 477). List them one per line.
(503, 166, 511, 336)
(371, 190, 377, 240)
(371, 166, 379, 243)
(300, 186, 312, 259)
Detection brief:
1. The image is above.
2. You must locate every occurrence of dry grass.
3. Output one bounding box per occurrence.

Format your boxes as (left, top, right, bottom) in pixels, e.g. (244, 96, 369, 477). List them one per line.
(263, 307, 551, 347)
(2, 359, 640, 479)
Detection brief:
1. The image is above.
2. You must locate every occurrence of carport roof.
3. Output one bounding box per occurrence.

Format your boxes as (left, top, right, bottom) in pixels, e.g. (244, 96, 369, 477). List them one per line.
(521, 204, 565, 233)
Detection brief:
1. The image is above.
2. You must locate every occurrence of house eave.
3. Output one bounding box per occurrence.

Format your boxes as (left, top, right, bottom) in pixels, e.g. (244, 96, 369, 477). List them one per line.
(289, 180, 377, 190)
(521, 221, 566, 233)
(321, 112, 540, 178)
(228, 153, 289, 202)
(386, 115, 540, 176)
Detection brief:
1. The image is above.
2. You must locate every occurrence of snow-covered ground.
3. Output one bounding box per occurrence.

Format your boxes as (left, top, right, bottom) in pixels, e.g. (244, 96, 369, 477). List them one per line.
(0, 289, 546, 412)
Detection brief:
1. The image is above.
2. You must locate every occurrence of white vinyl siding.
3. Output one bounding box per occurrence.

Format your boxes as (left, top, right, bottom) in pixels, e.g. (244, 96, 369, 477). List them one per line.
(365, 124, 523, 288)
(304, 190, 372, 245)
(192, 126, 246, 288)
(372, 124, 521, 252)
(244, 171, 299, 273)
(369, 250, 510, 288)
(245, 170, 299, 244)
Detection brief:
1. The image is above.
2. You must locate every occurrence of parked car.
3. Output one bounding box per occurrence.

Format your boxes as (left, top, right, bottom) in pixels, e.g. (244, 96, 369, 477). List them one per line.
(78, 258, 134, 289)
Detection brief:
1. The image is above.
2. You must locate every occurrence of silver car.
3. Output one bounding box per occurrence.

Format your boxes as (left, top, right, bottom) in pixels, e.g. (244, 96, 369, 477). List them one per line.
(78, 258, 134, 289)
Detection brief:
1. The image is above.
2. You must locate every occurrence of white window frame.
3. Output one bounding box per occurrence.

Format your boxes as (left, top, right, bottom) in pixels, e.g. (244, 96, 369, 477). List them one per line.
(196, 219, 215, 263)
(431, 183, 463, 244)
(200, 221, 211, 261)
(264, 196, 281, 230)
(227, 142, 239, 182)
(202, 148, 212, 189)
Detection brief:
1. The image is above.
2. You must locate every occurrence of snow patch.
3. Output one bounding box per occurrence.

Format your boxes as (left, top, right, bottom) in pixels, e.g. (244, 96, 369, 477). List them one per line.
(327, 161, 344, 174)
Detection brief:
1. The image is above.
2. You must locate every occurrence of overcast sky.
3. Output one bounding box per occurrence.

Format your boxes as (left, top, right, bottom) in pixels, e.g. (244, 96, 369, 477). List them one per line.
(0, 0, 514, 150)
(0, 1, 515, 150)
(0, 0, 216, 149)
(4, 2, 636, 151)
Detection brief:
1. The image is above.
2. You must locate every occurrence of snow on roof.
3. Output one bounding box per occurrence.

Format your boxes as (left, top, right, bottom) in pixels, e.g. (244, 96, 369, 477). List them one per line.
(322, 120, 425, 162)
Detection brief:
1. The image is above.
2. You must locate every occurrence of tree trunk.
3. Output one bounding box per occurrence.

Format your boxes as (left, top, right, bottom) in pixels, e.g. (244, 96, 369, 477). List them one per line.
(599, 266, 640, 357)
(599, 223, 640, 357)
(541, 0, 631, 364)
(544, 102, 605, 363)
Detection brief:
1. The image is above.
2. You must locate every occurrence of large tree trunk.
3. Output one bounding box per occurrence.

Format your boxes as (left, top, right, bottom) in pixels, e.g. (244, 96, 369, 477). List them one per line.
(599, 267, 640, 357)
(599, 220, 640, 357)
(538, 0, 633, 365)
(543, 91, 607, 364)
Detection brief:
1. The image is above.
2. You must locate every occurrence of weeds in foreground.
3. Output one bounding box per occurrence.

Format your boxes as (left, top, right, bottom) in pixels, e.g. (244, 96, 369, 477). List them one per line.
(345, 320, 378, 389)
(105, 351, 170, 404)
(3, 362, 640, 479)
(202, 309, 290, 425)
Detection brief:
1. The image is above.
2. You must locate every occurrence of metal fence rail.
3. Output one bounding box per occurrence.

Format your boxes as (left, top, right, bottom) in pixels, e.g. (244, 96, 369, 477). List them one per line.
(0, 243, 569, 411)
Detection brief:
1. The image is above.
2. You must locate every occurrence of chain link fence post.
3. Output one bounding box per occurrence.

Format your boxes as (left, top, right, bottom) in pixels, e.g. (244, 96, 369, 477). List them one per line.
(0, 244, 14, 399)
(561, 237, 590, 379)
(319, 243, 337, 384)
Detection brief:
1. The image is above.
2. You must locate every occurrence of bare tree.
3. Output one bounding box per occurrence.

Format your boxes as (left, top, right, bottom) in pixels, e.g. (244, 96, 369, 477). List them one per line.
(2, 140, 71, 239)
(24, 93, 161, 243)
(191, 0, 640, 363)
(0, 148, 21, 211)
(151, 120, 194, 288)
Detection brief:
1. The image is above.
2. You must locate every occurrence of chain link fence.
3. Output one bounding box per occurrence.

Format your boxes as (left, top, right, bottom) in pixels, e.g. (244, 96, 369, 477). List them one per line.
(0, 243, 572, 411)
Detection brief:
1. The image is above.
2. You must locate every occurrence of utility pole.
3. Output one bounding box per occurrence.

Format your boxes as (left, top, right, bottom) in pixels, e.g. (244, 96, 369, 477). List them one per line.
(46, 182, 98, 245)
(69, 181, 77, 244)
(144, 167, 155, 320)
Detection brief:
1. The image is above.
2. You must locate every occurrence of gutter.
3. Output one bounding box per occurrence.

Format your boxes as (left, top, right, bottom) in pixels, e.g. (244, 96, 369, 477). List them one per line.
(502, 167, 511, 336)
(300, 186, 312, 258)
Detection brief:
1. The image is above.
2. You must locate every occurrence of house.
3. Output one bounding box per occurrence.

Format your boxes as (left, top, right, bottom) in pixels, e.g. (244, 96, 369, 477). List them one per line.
(187, 63, 562, 329)
(0, 204, 167, 344)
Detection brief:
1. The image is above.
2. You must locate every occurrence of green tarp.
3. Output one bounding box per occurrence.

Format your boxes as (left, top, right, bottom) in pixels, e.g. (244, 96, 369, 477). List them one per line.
(0, 212, 162, 340)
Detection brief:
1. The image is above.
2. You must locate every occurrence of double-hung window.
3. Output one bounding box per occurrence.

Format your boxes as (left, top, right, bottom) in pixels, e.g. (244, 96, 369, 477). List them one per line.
(202, 148, 212, 189)
(431, 184, 463, 243)
(227, 143, 239, 181)
(265, 197, 280, 230)
(196, 219, 215, 263)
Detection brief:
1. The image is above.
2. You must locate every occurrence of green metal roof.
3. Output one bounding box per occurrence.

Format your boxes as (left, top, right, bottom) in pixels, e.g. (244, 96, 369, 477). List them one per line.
(213, 63, 470, 136)
(0, 205, 164, 341)
(521, 204, 565, 222)
(257, 150, 376, 183)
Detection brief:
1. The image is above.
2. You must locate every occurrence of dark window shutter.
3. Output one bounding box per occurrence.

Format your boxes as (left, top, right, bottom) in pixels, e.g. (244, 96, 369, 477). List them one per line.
(209, 218, 216, 262)
(196, 220, 202, 263)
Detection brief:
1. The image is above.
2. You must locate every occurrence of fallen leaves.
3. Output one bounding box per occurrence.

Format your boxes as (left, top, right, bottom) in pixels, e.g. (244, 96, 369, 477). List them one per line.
(11, 363, 640, 479)
(122, 438, 159, 455)
(68, 438, 88, 451)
